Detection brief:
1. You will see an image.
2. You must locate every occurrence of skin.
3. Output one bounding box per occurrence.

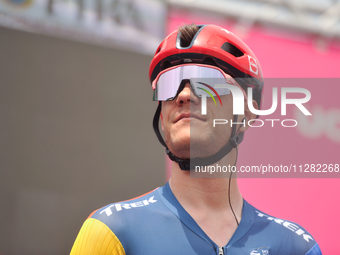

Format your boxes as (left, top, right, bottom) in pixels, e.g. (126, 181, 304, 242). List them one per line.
(160, 80, 257, 247)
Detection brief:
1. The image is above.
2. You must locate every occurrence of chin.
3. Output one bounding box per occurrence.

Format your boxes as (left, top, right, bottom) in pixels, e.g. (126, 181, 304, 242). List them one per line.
(168, 143, 191, 159)
(170, 136, 216, 159)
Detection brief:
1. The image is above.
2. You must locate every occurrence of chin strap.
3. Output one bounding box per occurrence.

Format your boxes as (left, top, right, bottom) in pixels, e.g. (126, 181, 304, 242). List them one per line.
(153, 103, 244, 171)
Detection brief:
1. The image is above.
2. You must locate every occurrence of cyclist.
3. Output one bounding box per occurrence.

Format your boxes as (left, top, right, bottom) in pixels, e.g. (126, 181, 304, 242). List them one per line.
(70, 23, 321, 255)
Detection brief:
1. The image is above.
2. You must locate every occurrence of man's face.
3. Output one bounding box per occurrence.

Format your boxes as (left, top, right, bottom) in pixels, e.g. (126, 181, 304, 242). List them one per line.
(160, 78, 239, 160)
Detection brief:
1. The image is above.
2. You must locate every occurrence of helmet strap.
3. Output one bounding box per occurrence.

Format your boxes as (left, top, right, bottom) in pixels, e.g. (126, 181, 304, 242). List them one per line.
(153, 103, 244, 171)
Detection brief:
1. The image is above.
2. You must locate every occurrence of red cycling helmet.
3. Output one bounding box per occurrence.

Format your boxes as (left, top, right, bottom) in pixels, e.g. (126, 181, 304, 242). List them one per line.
(149, 24, 264, 108)
(150, 24, 264, 171)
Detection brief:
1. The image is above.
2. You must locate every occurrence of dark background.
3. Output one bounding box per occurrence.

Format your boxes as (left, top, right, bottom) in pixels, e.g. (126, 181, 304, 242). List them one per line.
(0, 26, 165, 255)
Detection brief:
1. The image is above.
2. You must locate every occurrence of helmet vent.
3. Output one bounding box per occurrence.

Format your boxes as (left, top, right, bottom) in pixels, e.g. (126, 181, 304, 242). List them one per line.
(221, 42, 244, 57)
(155, 41, 164, 54)
(178, 24, 202, 48)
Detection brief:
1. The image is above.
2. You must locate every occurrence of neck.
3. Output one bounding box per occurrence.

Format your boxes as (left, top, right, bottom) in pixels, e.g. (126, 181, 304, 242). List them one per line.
(168, 148, 243, 218)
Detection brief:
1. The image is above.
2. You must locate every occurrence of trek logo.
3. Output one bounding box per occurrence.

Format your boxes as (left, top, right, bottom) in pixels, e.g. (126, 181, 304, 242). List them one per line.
(201, 86, 312, 116)
(256, 211, 314, 243)
(100, 196, 157, 216)
(198, 82, 223, 115)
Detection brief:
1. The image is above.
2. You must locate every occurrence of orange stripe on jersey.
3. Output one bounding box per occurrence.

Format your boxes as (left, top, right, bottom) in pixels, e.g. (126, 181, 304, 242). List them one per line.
(87, 206, 104, 219)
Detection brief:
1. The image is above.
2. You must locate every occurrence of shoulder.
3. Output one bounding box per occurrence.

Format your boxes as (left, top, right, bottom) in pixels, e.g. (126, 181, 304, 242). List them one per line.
(245, 201, 322, 255)
(89, 187, 161, 230)
(90, 187, 160, 219)
(70, 187, 162, 255)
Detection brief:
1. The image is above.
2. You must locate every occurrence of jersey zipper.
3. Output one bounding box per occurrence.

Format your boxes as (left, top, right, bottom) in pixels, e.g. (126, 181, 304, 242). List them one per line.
(219, 247, 224, 255)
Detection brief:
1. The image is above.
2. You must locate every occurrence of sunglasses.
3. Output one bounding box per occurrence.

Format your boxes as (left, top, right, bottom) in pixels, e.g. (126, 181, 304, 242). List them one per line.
(152, 64, 246, 102)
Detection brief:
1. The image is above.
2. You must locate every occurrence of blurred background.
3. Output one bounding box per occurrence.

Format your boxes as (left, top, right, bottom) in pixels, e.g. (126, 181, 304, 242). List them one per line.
(0, 0, 339, 254)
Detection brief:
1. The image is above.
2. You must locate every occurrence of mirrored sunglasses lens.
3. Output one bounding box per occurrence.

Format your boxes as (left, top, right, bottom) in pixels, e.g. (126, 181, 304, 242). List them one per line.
(155, 66, 233, 101)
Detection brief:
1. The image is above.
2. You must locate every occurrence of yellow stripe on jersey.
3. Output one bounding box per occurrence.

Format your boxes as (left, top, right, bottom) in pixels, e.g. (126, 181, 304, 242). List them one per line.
(70, 218, 126, 255)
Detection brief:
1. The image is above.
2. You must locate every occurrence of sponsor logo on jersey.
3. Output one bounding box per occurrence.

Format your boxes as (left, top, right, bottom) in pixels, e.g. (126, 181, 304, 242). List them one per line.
(100, 196, 157, 216)
(250, 247, 269, 255)
(256, 211, 314, 243)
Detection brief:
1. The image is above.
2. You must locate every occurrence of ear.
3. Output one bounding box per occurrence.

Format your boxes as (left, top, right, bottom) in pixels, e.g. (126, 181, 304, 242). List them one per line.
(238, 99, 258, 133)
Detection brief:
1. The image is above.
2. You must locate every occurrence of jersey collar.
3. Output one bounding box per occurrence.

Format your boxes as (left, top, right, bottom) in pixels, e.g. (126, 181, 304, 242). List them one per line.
(158, 182, 255, 250)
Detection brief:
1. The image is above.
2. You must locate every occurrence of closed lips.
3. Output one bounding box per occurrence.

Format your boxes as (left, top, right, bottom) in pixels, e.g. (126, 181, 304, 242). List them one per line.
(175, 113, 205, 123)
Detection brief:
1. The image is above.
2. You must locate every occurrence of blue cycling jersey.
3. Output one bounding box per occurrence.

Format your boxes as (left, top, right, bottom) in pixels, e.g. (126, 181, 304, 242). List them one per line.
(71, 182, 322, 255)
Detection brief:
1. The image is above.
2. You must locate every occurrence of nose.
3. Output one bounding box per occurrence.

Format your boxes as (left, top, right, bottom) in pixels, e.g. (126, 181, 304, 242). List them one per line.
(175, 82, 200, 105)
